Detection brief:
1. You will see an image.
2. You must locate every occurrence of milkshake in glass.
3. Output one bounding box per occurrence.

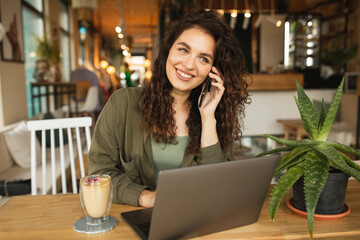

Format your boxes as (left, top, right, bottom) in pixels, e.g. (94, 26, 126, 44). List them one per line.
(74, 174, 117, 234)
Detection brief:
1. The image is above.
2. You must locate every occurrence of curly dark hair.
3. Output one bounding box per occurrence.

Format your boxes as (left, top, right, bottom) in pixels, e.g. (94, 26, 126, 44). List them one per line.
(142, 9, 250, 155)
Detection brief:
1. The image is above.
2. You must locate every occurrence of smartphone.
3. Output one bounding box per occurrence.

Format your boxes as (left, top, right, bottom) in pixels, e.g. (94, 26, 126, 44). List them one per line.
(198, 77, 212, 108)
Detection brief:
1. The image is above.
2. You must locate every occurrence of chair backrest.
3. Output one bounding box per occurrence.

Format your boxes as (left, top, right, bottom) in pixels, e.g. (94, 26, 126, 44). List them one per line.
(75, 81, 92, 101)
(27, 117, 92, 195)
(80, 86, 99, 112)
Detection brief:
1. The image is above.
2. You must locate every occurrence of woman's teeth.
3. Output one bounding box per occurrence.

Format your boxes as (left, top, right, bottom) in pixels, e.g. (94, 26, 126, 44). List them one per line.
(177, 69, 192, 79)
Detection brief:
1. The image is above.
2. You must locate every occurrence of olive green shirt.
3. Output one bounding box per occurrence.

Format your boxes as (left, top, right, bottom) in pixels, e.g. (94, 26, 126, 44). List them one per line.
(151, 135, 189, 182)
(88, 87, 234, 206)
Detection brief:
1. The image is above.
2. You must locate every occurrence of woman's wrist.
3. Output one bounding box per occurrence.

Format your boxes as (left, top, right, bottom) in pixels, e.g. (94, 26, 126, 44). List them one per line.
(200, 114, 216, 125)
(201, 118, 218, 147)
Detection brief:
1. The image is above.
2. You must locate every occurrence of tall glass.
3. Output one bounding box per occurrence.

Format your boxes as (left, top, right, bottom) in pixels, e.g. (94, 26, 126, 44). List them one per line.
(74, 174, 117, 234)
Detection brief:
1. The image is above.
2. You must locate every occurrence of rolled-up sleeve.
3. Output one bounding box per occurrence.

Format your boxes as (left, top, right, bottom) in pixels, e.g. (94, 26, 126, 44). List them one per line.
(188, 141, 233, 166)
(88, 91, 148, 206)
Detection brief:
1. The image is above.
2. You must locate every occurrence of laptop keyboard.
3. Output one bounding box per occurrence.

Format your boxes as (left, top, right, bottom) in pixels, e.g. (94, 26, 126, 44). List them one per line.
(137, 222, 151, 236)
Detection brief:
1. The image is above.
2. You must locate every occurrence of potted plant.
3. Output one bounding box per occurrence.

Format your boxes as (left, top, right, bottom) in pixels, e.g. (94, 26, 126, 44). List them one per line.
(33, 34, 61, 81)
(257, 79, 360, 238)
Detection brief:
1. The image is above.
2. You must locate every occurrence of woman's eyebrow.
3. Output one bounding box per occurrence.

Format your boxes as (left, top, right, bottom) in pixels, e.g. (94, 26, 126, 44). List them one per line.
(177, 42, 191, 49)
(177, 42, 214, 60)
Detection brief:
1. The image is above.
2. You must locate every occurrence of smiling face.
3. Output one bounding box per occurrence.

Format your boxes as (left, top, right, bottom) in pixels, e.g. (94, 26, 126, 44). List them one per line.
(166, 27, 215, 96)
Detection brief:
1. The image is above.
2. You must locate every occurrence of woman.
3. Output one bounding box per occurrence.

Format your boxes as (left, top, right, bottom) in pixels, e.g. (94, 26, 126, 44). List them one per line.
(88, 9, 249, 208)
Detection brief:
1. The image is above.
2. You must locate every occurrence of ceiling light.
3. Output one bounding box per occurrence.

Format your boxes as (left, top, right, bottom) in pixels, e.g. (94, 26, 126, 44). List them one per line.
(276, 20, 282, 27)
(122, 50, 129, 56)
(100, 60, 109, 69)
(106, 66, 116, 74)
(121, 44, 126, 50)
(242, 17, 250, 30)
(115, 26, 122, 33)
(230, 10, 237, 29)
(244, 11, 251, 19)
(118, 33, 124, 39)
(144, 59, 151, 68)
(145, 71, 152, 80)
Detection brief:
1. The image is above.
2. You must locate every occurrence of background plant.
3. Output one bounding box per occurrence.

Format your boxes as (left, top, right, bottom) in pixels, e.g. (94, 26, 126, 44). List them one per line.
(34, 34, 60, 64)
(321, 34, 359, 74)
(258, 79, 360, 238)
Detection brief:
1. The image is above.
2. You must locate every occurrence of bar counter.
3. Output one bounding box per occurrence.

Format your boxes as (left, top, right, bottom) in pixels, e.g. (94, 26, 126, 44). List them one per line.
(247, 73, 304, 91)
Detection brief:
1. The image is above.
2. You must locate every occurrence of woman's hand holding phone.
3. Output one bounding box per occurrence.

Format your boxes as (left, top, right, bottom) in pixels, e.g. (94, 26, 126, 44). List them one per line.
(198, 66, 225, 148)
(198, 66, 225, 118)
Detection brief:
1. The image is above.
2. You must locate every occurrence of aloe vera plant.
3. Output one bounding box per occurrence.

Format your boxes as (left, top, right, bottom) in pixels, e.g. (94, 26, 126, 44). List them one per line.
(258, 79, 360, 238)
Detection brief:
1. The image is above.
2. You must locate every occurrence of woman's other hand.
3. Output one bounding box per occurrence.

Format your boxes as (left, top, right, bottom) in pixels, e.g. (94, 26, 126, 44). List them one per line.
(139, 190, 156, 208)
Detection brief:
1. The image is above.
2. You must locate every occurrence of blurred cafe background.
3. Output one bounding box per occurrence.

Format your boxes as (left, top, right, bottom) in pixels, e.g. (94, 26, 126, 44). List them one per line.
(0, 0, 359, 156)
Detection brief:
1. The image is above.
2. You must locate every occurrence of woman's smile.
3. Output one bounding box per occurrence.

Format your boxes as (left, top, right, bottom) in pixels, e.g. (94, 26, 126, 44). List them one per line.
(175, 68, 194, 81)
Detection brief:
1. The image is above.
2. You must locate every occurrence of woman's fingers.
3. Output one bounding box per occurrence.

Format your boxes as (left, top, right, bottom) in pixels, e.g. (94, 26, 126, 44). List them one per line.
(209, 67, 223, 85)
(208, 67, 224, 94)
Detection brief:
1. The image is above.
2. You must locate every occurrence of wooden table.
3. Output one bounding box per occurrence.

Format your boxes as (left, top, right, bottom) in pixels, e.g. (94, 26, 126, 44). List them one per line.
(277, 119, 308, 140)
(0, 180, 359, 239)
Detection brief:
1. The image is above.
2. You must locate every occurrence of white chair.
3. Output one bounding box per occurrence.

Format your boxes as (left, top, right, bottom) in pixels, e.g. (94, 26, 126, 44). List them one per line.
(27, 117, 92, 195)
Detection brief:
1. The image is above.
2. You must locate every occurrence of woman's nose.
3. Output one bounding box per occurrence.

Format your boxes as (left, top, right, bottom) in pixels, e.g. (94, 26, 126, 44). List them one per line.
(183, 55, 195, 70)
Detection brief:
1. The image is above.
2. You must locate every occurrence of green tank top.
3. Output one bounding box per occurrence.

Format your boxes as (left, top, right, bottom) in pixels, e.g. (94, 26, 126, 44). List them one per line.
(151, 136, 189, 182)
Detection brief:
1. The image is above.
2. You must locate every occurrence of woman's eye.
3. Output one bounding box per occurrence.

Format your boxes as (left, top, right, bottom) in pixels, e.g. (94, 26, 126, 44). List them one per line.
(200, 57, 209, 63)
(179, 48, 188, 54)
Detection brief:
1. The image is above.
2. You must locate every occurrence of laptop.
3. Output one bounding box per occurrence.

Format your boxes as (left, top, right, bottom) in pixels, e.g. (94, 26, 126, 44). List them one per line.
(121, 155, 279, 240)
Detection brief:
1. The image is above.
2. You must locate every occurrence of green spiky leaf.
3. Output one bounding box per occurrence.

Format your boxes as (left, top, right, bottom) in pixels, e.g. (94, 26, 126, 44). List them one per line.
(318, 99, 327, 130)
(317, 79, 344, 141)
(303, 151, 330, 238)
(278, 146, 310, 167)
(326, 140, 360, 156)
(339, 152, 360, 172)
(256, 146, 295, 157)
(262, 134, 319, 147)
(274, 149, 308, 176)
(314, 145, 360, 182)
(295, 81, 320, 139)
(269, 163, 304, 221)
